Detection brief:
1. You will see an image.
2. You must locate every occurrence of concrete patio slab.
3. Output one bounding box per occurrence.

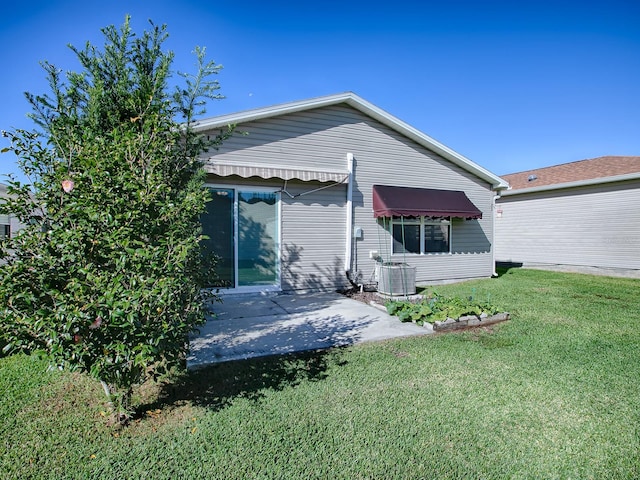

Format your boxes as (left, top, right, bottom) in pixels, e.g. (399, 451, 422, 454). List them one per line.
(187, 291, 431, 368)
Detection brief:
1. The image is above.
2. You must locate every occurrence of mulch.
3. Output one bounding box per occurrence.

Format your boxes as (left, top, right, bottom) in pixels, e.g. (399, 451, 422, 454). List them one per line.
(339, 288, 388, 307)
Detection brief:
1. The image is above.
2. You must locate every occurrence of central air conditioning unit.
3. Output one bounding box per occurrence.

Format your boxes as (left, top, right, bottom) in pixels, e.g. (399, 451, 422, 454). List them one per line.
(375, 263, 416, 296)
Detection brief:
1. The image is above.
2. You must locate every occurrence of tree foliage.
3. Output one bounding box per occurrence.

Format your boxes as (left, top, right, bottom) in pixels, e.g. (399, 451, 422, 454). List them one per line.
(0, 17, 230, 421)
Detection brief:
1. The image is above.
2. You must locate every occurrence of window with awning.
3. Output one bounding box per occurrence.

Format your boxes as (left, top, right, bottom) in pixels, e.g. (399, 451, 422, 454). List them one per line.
(390, 217, 451, 254)
(372, 184, 482, 219)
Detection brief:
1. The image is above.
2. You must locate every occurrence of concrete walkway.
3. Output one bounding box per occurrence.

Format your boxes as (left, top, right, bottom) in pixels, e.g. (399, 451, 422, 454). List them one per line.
(187, 291, 431, 368)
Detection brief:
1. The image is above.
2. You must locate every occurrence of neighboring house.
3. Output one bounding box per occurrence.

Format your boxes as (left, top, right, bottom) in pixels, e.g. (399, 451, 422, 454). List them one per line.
(495, 156, 640, 271)
(0, 183, 23, 240)
(194, 92, 508, 293)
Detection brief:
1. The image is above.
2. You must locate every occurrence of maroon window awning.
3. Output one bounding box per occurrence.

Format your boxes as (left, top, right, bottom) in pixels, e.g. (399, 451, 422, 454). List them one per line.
(372, 184, 482, 219)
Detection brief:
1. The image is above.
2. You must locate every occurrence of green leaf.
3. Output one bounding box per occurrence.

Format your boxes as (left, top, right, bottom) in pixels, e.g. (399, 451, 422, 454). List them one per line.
(386, 302, 400, 315)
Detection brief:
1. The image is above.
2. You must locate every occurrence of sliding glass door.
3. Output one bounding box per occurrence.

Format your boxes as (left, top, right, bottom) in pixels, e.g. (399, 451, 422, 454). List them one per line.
(202, 187, 279, 290)
(237, 191, 278, 287)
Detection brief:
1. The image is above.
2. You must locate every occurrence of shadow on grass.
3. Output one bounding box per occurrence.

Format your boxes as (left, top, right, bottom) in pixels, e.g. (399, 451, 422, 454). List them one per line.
(494, 262, 523, 277)
(136, 348, 346, 416)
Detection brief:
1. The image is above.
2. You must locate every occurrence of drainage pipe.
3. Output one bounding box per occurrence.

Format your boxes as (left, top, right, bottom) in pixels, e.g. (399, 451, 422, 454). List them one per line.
(345, 153, 354, 274)
(491, 191, 501, 277)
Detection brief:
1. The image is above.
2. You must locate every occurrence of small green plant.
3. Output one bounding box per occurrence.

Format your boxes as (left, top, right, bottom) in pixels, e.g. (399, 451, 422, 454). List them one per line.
(385, 293, 500, 326)
(386, 301, 433, 323)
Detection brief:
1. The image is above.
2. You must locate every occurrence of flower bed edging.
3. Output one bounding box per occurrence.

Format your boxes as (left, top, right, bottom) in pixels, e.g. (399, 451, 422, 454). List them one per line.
(433, 312, 510, 332)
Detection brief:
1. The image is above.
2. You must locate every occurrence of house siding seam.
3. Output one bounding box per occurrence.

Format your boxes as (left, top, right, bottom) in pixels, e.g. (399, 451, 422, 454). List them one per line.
(202, 104, 496, 290)
(495, 179, 640, 270)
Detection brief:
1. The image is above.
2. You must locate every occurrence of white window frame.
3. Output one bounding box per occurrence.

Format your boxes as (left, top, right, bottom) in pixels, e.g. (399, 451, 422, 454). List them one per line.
(390, 217, 451, 255)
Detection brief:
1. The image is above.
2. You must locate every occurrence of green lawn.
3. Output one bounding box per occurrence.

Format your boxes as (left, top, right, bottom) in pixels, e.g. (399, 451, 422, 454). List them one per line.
(1, 268, 639, 479)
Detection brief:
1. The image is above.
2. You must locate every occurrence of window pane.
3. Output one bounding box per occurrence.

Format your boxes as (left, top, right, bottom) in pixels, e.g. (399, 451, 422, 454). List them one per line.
(392, 224, 421, 254)
(201, 188, 235, 287)
(424, 223, 450, 253)
(238, 191, 278, 286)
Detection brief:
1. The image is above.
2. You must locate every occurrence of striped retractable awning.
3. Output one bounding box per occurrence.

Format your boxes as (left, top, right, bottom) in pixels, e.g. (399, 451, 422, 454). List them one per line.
(204, 162, 349, 184)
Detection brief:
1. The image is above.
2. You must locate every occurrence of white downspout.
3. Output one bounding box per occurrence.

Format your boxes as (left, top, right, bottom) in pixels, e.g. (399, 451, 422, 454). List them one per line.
(491, 190, 501, 277)
(345, 153, 354, 273)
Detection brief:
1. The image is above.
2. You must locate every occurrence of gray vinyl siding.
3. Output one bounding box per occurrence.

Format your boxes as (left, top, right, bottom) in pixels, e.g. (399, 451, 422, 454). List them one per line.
(495, 179, 640, 270)
(351, 129, 495, 284)
(280, 182, 349, 291)
(202, 104, 496, 289)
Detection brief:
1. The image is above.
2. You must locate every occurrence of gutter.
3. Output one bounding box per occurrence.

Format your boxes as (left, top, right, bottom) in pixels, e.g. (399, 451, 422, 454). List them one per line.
(345, 153, 354, 273)
(501, 171, 640, 196)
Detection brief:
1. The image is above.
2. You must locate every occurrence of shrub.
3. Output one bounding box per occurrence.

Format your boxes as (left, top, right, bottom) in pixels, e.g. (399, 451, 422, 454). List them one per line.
(0, 17, 230, 422)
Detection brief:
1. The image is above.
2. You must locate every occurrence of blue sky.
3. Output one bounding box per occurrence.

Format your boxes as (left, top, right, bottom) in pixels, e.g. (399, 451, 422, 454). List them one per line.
(1, 0, 639, 182)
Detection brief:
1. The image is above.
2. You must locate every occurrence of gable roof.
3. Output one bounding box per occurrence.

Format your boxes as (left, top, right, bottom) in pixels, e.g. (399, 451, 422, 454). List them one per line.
(501, 156, 640, 195)
(194, 92, 508, 190)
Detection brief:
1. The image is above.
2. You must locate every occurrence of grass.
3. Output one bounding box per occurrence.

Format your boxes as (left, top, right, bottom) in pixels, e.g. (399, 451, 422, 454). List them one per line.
(1, 268, 639, 479)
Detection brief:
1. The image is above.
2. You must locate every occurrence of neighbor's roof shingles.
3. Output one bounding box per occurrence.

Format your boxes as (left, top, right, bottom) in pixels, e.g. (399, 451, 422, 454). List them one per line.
(501, 156, 640, 191)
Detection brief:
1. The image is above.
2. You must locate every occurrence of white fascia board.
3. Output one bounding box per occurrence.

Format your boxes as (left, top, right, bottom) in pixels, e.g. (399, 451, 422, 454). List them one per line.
(193, 92, 509, 190)
(501, 171, 640, 196)
(192, 92, 355, 131)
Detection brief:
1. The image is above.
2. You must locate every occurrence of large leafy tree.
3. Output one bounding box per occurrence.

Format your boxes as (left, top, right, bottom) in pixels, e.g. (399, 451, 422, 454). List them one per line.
(0, 17, 229, 421)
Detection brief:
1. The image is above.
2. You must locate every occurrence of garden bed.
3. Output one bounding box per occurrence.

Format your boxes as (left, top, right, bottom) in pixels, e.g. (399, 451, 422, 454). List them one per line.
(342, 288, 510, 331)
(432, 312, 510, 331)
